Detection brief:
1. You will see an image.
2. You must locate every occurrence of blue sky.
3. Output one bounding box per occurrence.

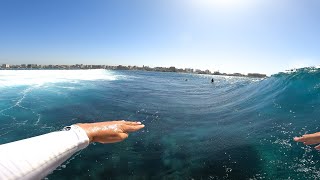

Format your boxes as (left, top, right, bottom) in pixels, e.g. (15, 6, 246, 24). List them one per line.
(0, 0, 319, 75)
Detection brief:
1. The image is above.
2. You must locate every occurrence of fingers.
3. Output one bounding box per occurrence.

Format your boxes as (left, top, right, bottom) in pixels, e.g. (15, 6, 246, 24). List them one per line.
(122, 124, 145, 133)
(303, 141, 319, 145)
(84, 120, 144, 144)
(114, 120, 138, 123)
(105, 133, 128, 143)
(294, 137, 304, 142)
(124, 121, 142, 125)
(115, 120, 145, 132)
(93, 133, 129, 144)
(294, 133, 319, 142)
(294, 132, 320, 150)
(119, 132, 129, 139)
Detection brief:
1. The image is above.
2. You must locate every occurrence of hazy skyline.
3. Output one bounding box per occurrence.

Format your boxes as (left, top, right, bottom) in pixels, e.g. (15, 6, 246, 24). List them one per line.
(0, 0, 319, 75)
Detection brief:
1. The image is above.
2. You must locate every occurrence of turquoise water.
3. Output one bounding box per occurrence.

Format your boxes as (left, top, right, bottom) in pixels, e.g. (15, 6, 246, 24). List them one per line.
(0, 69, 320, 179)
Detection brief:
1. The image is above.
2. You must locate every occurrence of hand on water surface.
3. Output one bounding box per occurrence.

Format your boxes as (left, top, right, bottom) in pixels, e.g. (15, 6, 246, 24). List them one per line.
(294, 132, 320, 150)
(76, 120, 145, 144)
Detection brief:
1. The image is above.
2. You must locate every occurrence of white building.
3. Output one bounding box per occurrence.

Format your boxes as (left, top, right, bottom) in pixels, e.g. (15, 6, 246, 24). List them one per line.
(1, 64, 10, 68)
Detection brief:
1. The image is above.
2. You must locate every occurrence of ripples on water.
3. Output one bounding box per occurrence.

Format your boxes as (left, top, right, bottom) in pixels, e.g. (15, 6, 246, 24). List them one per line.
(0, 68, 320, 179)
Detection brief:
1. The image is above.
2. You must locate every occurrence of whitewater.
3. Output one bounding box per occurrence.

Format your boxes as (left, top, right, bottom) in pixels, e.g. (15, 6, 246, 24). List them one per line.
(0, 68, 319, 179)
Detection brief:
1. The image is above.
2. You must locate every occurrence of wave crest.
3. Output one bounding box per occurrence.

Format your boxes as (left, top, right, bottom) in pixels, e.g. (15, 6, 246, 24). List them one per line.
(0, 69, 119, 87)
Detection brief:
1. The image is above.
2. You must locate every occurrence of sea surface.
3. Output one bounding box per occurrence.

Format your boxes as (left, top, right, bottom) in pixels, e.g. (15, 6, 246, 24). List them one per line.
(0, 68, 320, 179)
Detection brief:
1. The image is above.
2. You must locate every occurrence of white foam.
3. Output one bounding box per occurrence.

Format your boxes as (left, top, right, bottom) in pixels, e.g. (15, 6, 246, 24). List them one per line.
(0, 69, 119, 87)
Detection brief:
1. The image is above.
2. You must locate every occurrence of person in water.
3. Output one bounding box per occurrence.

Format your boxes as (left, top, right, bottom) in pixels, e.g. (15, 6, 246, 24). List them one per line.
(211, 78, 214, 83)
(294, 132, 320, 150)
(0, 120, 145, 179)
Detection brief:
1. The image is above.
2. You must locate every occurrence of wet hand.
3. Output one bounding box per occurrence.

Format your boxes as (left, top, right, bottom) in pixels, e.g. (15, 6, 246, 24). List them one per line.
(76, 120, 145, 144)
(294, 132, 320, 150)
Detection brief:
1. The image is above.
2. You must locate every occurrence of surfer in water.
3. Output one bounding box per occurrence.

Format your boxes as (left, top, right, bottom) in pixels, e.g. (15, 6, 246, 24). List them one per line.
(211, 78, 214, 83)
(0, 120, 144, 179)
(294, 132, 320, 150)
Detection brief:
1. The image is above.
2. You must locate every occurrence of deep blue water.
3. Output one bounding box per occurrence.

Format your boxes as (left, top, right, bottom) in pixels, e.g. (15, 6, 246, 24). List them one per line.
(0, 68, 320, 179)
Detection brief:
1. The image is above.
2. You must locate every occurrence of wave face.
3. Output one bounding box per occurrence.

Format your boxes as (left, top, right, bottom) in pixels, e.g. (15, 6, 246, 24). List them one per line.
(0, 68, 320, 179)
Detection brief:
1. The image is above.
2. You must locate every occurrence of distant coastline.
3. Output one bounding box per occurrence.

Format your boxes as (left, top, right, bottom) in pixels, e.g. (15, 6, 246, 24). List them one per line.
(0, 64, 267, 78)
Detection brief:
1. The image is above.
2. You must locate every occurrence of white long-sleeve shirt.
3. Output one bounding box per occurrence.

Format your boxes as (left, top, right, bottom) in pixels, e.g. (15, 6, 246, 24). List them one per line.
(0, 125, 89, 180)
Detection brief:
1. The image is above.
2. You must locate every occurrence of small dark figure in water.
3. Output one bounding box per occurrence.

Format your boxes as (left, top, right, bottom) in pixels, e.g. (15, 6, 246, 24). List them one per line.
(185, 79, 188, 81)
(211, 78, 214, 83)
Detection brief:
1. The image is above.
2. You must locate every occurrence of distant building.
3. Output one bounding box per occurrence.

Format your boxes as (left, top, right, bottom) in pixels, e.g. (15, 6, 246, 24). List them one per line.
(185, 68, 194, 73)
(204, 70, 211, 74)
(85, 65, 92, 69)
(247, 73, 267, 78)
(169, 66, 176, 72)
(91, 65, 106, 69)
(142, 66, 152, 71)
(91, 65, 100, 69)
(116, 65, 129, 70)
(176, 68, 185, 73)
(229, 73, 245, 77)
(64, 65, 70, 69)
(154, 67, 163, 71)
(1, 64, 10, 68)
(195, 69, 202, 74)
(27, 64, 38, 68)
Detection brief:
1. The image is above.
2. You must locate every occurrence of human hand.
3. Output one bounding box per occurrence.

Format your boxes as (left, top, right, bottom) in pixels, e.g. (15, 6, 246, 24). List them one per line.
(294, 132, 320, 150)
(76, 120, 145, 144)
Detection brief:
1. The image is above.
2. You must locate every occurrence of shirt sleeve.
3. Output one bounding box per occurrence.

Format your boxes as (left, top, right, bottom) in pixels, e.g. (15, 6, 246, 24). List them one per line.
(0, 125, 90, 180)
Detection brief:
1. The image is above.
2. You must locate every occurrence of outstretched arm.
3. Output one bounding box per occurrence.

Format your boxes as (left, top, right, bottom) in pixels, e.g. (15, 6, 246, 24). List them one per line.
(0, 120, 144, 180)
(294, 132, 320, 150)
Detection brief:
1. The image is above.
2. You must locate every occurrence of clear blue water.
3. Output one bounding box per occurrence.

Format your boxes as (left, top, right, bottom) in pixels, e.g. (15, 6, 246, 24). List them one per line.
(0, 69, 320, 179)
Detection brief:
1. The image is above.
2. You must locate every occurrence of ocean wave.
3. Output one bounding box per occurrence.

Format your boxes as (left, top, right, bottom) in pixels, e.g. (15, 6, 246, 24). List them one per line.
(0, 67, 319, 179)
(0, 69, 121, 87)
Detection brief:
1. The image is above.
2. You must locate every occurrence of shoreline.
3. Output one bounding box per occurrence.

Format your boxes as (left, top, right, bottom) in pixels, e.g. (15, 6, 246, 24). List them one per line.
(0, 64, 268, 78)
(0, 68, 268, 78)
